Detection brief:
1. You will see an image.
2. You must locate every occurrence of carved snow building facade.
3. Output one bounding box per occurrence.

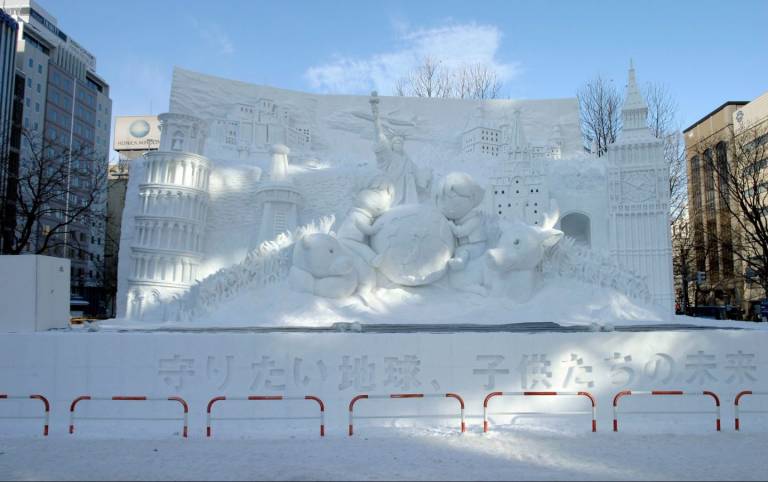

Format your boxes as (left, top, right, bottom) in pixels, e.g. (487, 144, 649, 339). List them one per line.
(606, 62, 673, 313)
(125, 113, 212, 319)
(487, 63, 674, 313)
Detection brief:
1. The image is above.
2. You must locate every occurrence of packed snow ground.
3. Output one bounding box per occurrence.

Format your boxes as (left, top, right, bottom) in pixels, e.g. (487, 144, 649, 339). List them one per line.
(1, 421, 767, 481)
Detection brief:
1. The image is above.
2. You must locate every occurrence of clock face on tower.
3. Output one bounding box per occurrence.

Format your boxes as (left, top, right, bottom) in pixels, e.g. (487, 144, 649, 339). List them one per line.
(622, 171, 656, 203)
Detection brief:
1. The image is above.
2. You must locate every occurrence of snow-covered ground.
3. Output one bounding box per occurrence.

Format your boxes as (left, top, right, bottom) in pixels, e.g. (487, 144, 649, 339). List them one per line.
(1, 422, 767, 481)
(2, 326, 766, 480)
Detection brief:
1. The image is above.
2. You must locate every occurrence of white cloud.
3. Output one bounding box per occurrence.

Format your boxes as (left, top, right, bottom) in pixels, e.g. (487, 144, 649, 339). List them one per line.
(188, 18, 235, 56)
(305, 22, 519, 95)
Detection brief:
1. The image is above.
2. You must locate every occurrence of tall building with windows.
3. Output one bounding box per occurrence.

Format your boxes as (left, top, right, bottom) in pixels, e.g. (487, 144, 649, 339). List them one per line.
(684, 92, 768, 317)
(3, 0, 112, 313)
(0, 9, 18, 174)
(0, 9, 21, 254)
(684, 102, 747, 310)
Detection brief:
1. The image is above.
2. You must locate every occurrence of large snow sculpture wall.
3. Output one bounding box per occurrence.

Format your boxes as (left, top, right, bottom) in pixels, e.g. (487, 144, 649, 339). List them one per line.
(125, 113, 212, 320)
(115, 65, 675, 321)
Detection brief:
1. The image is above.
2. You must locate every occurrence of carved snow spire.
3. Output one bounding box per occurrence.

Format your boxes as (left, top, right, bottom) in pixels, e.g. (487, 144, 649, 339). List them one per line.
(510, 109, 527, 149)
(269, 144, 290, 181)
(621, 59, 649, 132)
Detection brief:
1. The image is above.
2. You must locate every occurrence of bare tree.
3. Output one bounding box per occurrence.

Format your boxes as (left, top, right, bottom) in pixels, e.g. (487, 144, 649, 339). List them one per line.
(693, 122, 768, 307)
(453, 63, 502, 100)
(577, 75, 622, 157)
(3, 128, 107, 257)
(393, 57, 503, 100)
(644, 82, 687, 224)
(396, 55, 452, 99)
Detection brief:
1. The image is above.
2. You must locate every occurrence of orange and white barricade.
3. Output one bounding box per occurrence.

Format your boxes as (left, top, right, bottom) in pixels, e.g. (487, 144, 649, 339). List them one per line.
(735, 391, 768, 431)
(347, 393, 465, 436)
(206, 395, 325, 437)
(69, 395, 189, 438)
(483, 391, 597, 433)
(612, 390, 721, 432)
(0, 394, 50, 436)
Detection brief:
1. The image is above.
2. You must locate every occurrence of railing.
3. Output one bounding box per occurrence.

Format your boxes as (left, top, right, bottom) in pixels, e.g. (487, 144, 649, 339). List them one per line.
(0, 394, 50, 436)
(483, 391, 597, 433)
(612, 390, 721, 432)
(734, 391, 768, 431)
(348, 393, 465, 436)
(69, 396, 189, 438)
(206, 395, 325, 437)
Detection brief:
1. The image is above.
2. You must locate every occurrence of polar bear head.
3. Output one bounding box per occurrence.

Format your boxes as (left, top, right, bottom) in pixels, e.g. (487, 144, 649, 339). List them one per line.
(293, 233, 355, 277)
(487, 221, 563, 272)
(486, 200, 563, 272)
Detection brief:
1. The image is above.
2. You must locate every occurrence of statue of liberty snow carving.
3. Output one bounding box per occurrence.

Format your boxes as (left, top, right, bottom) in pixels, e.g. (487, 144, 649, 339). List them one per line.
(369, 91, 431, 206)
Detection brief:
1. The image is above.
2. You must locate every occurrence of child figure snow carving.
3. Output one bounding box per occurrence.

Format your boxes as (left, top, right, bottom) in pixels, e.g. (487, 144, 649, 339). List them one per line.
(337, 181, 395, 268)
(437, 172, 487, 271)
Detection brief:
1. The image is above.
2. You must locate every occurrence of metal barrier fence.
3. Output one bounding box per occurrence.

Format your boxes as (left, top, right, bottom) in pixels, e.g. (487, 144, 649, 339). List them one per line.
(348, 393, 465, 436)
(206, 395, 325, 437)
(69, 396, 189, 438)
(612, 390, 721, 432)
(0, 394, 50, 436)
(3, 389, 765, 437)
(734, 391, 768, 431)
(482, 391, 597, 433)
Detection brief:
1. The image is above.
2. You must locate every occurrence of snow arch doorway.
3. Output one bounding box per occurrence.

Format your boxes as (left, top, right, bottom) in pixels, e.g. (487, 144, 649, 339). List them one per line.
(561, 212, 591, 248)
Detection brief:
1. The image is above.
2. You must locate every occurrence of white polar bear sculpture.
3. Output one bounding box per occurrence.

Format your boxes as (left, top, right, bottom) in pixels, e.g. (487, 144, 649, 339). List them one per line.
(289, 233, 359, 298)
(452, 200, 563, 302)
(485, 215, 564, 302)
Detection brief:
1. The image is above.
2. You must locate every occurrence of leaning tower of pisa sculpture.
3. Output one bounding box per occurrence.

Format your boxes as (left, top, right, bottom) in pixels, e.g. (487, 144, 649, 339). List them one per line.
(125, 113, 211, 320)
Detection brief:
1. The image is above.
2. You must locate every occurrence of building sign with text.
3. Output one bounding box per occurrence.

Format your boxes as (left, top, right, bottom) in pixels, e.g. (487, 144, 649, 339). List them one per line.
(114, 115, 161, 151)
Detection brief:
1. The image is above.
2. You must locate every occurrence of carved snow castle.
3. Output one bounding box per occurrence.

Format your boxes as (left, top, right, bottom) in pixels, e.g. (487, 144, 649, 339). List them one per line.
(118, 63, 673, 324)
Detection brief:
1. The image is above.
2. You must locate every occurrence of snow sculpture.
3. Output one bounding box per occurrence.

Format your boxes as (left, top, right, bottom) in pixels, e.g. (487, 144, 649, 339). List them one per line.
(115, 64, 673, 322)
(446, 200, 563, 300)
(434, 172, 491, 292)
(606, 61, 673, 313)
(268, 144, 290, 181)
(370, 204, 455, 286)
(369, 91, 431, 205)
(485, 202, 563, 302)
(337, 180, 395, 267)
(254, 145, 303, 245)
(175, 216, 335, 321)
(543, 236, 652, 303)
(436, 172, 488, 271)
(126, 113, 211, 320)
(289, 233, 359, 298)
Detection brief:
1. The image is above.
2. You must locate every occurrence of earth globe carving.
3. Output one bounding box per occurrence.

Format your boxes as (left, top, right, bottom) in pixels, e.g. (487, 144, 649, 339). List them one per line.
(370, 204, 455, 286)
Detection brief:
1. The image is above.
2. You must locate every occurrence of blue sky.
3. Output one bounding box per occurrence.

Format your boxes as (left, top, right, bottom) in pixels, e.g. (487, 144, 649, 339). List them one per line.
(40, 0, 768, 141)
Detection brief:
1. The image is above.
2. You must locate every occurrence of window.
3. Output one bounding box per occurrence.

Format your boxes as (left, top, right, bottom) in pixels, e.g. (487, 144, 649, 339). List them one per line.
(37, 64, 42, 74)
(35, 102, 39, 112)
(171, 130, 184, 151)
(28, 58, 33, 68)
(25, 98, 30, 107)
(26, 77, 31, 88)
(36, 83, 41, 93)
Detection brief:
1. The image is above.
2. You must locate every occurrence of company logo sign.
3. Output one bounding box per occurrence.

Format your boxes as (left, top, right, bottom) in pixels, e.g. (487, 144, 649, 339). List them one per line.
(114, 116, 160, 151)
